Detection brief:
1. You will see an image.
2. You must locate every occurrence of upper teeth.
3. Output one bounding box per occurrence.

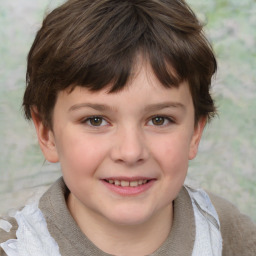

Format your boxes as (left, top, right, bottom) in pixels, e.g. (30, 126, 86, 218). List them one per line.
(107, 180, 148, 187)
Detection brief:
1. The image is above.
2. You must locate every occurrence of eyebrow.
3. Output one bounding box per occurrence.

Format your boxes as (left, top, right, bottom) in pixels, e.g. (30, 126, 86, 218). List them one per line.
(69, 102, 185, 112)
(69, 103, 113, 112)
(144, 102, 186, 112)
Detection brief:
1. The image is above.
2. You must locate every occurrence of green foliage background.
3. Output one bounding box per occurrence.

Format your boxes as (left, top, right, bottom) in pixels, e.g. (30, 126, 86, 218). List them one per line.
(0, 0, 255, 221)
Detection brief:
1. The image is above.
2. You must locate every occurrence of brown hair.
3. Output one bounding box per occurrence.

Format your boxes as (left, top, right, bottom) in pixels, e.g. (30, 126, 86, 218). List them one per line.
(23, 0, 217, 128)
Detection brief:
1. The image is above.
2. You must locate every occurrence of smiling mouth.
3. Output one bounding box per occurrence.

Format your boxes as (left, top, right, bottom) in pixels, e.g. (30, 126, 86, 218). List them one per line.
(104, 179, 150, 187)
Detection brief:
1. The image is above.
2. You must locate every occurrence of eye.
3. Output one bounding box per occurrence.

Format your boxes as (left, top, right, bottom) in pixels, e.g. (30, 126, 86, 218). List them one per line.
(148, 116, 173, 126)
(83, 116, 108, 127)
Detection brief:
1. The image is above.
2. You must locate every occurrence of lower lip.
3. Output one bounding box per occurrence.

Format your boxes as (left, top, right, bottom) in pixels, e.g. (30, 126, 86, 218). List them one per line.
(102, 180, 155, 196)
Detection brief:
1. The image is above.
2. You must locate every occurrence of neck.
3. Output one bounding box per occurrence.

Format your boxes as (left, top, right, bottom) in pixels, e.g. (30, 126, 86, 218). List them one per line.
(67, 195, 173, 256)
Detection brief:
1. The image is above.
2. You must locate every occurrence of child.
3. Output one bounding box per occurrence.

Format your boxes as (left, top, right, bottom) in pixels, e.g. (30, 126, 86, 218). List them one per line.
(1, 0, 255, 255)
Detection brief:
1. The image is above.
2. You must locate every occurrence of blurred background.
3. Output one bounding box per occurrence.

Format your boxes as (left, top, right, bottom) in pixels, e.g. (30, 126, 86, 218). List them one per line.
(0, 0, 255, 221)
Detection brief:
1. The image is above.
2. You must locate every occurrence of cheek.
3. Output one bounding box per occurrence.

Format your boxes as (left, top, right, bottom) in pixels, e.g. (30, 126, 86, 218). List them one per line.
(152, 133, 191, 173)
(55, 133, 108, 177)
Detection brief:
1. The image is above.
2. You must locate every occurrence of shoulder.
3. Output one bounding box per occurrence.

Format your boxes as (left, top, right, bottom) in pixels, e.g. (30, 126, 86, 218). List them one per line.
(208, 192, 256, 256)
(0, 216, 18, 256)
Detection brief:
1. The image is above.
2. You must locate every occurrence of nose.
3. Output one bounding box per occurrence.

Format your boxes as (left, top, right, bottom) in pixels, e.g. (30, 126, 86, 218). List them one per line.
(110, 126, 149, 166)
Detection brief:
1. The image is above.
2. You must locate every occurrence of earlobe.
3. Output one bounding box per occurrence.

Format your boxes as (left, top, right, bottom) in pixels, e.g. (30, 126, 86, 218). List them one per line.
(31, 108, 59, 163)
(189, 118, 206, 160)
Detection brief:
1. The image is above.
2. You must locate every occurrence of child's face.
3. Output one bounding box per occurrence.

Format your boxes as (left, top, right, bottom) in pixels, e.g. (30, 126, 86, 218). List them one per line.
(34, 61, 205, 227)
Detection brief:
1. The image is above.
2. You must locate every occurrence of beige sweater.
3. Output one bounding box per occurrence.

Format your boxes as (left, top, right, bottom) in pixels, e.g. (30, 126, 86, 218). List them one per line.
(1, 177, 256, 255)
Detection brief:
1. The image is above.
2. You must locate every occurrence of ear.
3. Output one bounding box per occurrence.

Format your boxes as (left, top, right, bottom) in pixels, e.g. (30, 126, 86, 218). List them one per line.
(31, 108, 59, 163)
(188, 117, 206, 160)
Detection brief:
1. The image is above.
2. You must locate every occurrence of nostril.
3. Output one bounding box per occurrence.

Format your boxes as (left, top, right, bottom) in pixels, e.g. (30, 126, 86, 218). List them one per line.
(114, 157, 145, 166)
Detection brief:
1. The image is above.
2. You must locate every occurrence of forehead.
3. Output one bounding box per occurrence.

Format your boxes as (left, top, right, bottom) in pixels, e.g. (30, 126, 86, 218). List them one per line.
(54, 66, 193, 120)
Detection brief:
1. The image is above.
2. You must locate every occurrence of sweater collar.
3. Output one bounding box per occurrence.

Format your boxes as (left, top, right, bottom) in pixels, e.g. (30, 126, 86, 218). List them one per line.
(39, 177, 195, 255)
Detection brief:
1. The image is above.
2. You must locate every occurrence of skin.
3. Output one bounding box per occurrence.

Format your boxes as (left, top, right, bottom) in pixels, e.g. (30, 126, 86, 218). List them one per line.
(32, 61, 205, 255)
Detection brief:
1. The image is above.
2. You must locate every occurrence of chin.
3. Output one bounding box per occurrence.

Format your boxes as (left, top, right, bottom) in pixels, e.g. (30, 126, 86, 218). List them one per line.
(104, 207, 154, 227)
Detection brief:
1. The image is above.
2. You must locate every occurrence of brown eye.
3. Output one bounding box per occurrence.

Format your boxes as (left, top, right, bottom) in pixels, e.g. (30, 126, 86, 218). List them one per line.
(152, 116, 165, 125)
(88, 117, 103, 126)
(82, 116, 109, 128)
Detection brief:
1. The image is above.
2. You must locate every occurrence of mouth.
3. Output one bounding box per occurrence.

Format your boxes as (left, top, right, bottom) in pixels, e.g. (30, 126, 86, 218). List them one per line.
(101, 177, 155, 196)
(104, 179, 150, 187)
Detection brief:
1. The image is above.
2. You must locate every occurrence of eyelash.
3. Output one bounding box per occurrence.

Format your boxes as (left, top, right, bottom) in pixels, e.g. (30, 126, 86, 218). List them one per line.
(80, 115, 175, 128)
(81, 116, 109, 127)
(147, 115, 175, 127)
